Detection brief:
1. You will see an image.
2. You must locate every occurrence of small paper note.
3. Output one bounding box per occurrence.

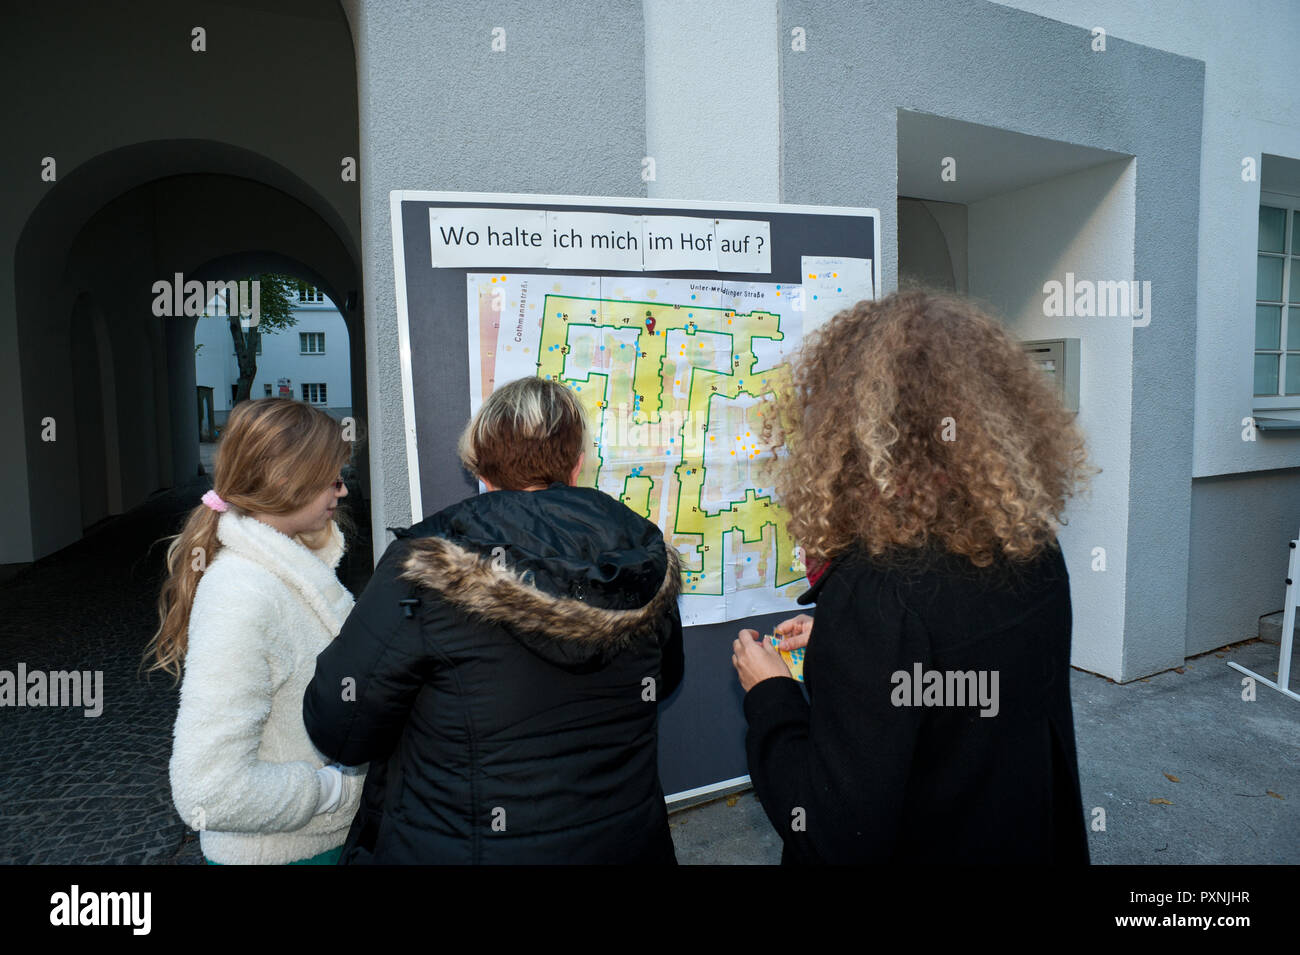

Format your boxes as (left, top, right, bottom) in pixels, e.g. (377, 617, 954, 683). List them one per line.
(799, 255, 874, 333)
(767, 633, 806, 682)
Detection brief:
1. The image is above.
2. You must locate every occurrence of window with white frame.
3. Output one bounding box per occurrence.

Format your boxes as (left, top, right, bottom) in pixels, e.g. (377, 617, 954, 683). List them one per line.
(301, 382, 327, 404)
(263, 384, 272, 397)
(1256, 200, 1300, 399)
(300, 332, 325, 354)
(298, 283, 324, 304)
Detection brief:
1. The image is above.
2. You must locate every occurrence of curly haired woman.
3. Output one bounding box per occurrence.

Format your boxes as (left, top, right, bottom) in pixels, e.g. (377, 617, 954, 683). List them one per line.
(732, 289, 1095, 864)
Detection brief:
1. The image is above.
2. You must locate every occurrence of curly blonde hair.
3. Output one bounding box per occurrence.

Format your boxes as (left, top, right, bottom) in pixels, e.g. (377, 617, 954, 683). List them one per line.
(776, 289, 1095, 569)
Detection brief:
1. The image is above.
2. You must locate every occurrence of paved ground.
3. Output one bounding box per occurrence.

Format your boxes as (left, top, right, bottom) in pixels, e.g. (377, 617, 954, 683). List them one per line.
(0, 473, 1294, 864)
(676, 638, 1299, 864)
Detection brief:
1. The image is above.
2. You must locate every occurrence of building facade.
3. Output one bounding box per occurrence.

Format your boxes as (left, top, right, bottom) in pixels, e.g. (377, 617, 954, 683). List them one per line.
(2, 0, 1298, 691)
(193, 285, 353, 425)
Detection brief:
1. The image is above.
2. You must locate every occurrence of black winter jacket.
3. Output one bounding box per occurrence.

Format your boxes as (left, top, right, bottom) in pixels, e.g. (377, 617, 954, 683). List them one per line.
(303, 484, 683, 864)
(743, 541, 1089, 864)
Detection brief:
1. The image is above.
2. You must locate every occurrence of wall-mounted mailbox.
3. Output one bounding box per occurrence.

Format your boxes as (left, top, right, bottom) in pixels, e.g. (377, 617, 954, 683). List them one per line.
(1019, 338, 1079, 413)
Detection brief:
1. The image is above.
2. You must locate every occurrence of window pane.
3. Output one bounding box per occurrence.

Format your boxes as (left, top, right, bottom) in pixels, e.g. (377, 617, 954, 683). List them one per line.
(1292, 259, 1300, 303)
(1254, 353, 1280, 395)
(1256, 305, 1281, 349)
(1260, 207, 1286, 252)
(1258, 255, 1284, 300)
(1288, 354, 1300, 396)
(1288, 308, 1300, 348)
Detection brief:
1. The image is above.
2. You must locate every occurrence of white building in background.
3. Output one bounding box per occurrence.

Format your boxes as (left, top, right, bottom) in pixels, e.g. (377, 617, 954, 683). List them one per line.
(194, 283, 352, 426)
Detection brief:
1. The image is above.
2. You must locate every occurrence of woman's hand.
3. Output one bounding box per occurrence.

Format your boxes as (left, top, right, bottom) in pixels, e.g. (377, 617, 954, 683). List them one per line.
(733, 629, 794, 692)
(774, 613, 813, 652)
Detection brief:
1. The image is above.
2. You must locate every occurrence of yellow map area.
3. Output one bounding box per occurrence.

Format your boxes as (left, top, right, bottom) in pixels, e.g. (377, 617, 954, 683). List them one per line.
(535, 293, 805, 599)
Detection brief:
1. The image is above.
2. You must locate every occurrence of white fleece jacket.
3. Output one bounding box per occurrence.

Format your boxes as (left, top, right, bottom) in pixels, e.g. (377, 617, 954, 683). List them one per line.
(169, 510, 364, 864)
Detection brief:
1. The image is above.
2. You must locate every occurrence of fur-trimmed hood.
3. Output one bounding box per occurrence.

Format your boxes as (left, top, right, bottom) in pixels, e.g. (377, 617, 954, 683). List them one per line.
(395, 484, 682, 669)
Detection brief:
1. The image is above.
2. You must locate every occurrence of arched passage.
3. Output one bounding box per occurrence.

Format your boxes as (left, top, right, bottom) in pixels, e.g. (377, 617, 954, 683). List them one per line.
(12, 141, 365, 562)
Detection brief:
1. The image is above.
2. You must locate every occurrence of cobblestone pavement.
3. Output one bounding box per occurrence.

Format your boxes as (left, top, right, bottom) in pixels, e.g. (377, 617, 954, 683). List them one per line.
(0, 475, 373, 865)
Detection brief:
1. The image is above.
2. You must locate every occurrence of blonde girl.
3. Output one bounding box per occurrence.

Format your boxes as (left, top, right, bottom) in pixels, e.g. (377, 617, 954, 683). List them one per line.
(147, 398, 364, 865)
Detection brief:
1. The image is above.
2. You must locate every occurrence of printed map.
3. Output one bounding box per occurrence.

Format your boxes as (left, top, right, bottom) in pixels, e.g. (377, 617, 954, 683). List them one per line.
(467, 273, 808, 625)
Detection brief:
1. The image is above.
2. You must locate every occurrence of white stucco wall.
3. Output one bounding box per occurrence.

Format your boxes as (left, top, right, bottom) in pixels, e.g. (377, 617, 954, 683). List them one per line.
(991, 0, 1300, 476)
(643, 0, 781, 203)
(969, 158, 1137, 677)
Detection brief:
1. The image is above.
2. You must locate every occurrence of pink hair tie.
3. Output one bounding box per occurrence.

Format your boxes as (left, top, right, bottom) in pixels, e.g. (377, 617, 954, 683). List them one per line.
(201, 489, 229, 513)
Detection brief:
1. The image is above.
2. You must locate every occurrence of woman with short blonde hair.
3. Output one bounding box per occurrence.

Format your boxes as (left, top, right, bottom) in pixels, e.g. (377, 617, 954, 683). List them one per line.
(733, 289, 1095, 864)
(305, 376, 683, 864)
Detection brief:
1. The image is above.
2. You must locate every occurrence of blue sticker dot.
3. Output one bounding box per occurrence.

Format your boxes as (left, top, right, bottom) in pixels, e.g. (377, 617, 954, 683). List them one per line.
(746, 557, 752, 562)
(556, 312, 561, 317)
(599, 345, 605, 351)
(690, 295, 696, 300)
(691, 585, 696, 590)
(837, 287, 842, 293)
(576, 386, 581, 391)
(666, 450, 671, 456)
(591, 309, 596, 314)
(813, 295, 818, 300)
(620, 344, 625, 349)
(670, 438, 675, 443)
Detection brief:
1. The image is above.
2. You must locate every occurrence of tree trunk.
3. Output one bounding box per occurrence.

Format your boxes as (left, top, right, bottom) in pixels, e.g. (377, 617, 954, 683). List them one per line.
(228, 315, 261, 404)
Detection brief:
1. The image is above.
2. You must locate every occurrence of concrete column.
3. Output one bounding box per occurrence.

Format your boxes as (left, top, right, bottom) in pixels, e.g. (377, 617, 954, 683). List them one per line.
(164, 314, 199, 487)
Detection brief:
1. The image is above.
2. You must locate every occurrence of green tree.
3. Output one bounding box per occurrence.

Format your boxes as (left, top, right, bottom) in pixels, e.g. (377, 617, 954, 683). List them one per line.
(227, 273, 299, 404)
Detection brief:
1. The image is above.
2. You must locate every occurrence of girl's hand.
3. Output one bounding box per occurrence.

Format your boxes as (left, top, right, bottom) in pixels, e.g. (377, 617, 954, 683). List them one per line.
(774, 613, 814, 652)
(733, 629, 794, 692)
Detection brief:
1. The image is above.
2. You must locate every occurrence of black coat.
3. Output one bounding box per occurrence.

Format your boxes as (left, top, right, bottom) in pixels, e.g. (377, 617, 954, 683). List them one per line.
(743, 541, 1089, 864)
(303, 484, 683, 864)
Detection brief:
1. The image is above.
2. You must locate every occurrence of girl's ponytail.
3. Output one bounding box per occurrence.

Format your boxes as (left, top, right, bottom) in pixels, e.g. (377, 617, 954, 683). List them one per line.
(144, 501, 222, 682)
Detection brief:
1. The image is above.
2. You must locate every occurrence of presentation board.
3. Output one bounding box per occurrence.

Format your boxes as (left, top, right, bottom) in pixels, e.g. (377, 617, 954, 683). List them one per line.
(390, 190, 879, 799)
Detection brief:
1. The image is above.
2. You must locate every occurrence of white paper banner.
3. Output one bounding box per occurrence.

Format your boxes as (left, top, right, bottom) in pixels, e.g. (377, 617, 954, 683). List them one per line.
(430, 207, 772, 273)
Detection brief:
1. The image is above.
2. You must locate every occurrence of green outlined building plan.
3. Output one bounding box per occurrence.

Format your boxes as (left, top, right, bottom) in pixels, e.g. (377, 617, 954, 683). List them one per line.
(467, 272, 809, 626)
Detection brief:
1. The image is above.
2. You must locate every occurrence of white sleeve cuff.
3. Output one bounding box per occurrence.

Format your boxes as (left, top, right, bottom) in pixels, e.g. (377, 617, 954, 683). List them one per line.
(314, 765, 344, 814)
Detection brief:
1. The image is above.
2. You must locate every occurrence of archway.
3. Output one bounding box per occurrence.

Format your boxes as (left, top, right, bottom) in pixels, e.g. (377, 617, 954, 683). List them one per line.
(12, 142, 365, 561)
